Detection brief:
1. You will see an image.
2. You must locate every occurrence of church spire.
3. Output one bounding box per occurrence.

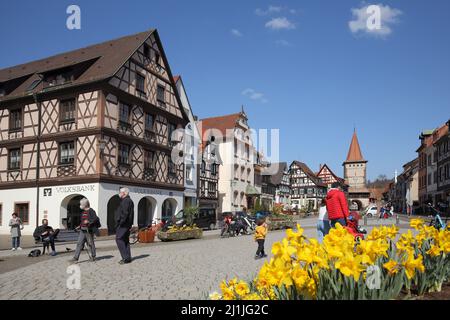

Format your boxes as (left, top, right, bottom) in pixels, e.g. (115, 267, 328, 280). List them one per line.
(345, 130, 366, 163)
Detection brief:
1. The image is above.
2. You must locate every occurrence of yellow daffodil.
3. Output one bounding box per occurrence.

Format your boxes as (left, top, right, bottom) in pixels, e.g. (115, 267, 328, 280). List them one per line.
(222, 287, 235, 300)
(383, 260, 400, 275)
(426, 245, 442, 257)
(209, 291, 222, 300)
(402, 254, 425, 280)
(335, 253, 365, 281)
(235, 281, 250, 296)
(272, 238, 297, 262)
(410, 219, 425, 230)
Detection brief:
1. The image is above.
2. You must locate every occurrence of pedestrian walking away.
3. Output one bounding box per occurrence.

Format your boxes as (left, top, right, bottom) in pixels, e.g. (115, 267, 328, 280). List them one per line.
(317, 199, 330, 243)
(9, 213, 23, 251)
(115, 187, 134, 264)
(326, 182, 349, 228)
(69, 198, 100, 263)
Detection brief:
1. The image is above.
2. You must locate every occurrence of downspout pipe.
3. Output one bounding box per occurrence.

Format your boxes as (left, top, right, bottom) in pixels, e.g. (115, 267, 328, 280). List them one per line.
(33, 92, 41, 229)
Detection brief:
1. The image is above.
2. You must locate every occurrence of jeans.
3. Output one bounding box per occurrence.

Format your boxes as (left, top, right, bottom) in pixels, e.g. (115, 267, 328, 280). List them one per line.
(317, 220, 331, 243)
(256, 239, 265, 257)
(12, 237, 20, 249)
(330, 218, 347, 228)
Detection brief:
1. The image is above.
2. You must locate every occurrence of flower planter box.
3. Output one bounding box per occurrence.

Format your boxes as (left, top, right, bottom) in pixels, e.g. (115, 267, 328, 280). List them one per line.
(267, 218, 295, 231)
(157, 228, 203, 242)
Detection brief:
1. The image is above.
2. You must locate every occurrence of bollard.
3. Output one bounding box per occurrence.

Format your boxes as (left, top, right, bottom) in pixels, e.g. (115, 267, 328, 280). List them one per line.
(364, 215, 368, 226)
(396, 214, 400, 226)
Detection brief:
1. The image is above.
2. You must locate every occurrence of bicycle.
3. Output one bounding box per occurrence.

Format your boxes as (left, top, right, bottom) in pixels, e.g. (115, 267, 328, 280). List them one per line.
(130, 218, 165, 244)
(427, 203, 448, 231)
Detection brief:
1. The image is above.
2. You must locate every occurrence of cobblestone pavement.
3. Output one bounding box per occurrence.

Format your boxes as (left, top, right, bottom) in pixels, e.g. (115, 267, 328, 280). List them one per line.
(0, 216, 411, 300)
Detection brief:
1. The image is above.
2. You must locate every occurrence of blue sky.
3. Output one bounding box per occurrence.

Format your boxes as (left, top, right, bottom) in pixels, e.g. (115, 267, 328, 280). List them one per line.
(1, 0, 449, 180)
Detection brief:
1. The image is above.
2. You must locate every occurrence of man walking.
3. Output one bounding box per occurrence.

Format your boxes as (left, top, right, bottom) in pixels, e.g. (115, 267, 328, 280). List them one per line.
(326, 182, 349, 228)
(69, 198, 100, 263)
(115, 188, 134, 264)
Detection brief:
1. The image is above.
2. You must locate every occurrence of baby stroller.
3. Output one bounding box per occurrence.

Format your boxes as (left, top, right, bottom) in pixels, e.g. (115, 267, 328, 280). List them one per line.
(345, 211, 367, 242)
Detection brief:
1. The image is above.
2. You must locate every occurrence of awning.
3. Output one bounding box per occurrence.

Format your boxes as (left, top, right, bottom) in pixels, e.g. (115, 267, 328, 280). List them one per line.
(245, 184, 261, 196)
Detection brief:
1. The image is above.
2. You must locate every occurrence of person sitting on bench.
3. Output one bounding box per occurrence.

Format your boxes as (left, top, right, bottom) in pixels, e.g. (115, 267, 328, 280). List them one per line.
(33, 219, 59, 256)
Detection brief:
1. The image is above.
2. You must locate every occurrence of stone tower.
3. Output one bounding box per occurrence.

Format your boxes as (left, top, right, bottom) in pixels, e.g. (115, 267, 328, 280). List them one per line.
(343, 130, 368, 189)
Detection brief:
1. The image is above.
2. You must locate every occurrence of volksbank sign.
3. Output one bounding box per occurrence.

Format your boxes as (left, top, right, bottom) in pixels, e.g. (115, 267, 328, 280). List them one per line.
(43, 184, 96, 196)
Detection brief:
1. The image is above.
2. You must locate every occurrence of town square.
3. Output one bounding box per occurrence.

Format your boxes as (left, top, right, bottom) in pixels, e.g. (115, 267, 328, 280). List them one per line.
(0, 0, 449, 305)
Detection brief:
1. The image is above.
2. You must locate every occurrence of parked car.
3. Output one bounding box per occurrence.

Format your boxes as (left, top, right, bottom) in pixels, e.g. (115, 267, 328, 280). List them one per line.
(363, 205, 378, 218)
(174, 208, 217, 230)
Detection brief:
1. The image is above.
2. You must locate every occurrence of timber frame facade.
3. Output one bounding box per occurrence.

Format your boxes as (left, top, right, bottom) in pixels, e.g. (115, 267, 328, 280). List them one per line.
(0, 30, 189, 233)
(289, 161, 327, 211)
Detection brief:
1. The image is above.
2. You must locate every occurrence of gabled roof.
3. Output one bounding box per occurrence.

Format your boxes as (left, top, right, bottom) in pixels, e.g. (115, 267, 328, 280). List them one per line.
(344, 130, 366, 163)
(317, 164, 345, 184)
(290, 161, 327, 187)
(262, 162, 288, 185)
(0, 29, 155, 101)
(199, 112, 246, 137)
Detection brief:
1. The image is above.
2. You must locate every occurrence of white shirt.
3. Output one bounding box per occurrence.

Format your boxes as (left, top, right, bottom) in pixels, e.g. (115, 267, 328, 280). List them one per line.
(318, 206, 328, 221)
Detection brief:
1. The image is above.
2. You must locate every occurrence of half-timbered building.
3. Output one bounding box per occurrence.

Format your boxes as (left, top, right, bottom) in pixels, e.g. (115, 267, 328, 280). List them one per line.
(316, 164, 347, 190)
(196, 125, 221, 218)
(0, 30, 188, 235)
(289, 161, 327, 211)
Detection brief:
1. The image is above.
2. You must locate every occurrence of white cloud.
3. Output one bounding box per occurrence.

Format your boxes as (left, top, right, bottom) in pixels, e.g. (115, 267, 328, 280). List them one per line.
(275, 39, 293, 47)
(349, 3, 402, 38)
(231, 29, 243, 37)
(255, 5, 282, 16)
(265, 17, 296, 30)
(242, 88, 268, 104)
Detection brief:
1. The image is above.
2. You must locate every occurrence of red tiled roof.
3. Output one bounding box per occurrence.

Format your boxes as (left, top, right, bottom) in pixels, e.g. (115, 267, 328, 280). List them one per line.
(0, 30, 155, 101)
(345, 130, 366, 163)
(199, 112, 243, 138)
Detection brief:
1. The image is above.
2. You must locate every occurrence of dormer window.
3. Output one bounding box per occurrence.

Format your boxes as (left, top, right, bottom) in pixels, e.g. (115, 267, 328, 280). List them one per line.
(44, 69, 74, 87)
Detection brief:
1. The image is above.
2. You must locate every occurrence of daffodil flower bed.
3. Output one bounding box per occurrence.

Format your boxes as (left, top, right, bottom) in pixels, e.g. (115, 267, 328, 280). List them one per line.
(157, 225, 203, 242)
(210, 219, 450, 300)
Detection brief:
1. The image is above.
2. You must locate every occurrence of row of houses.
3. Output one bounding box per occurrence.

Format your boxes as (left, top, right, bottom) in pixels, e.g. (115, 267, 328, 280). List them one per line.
(0, 29, 374, 235)
(386, 119, 450, 214)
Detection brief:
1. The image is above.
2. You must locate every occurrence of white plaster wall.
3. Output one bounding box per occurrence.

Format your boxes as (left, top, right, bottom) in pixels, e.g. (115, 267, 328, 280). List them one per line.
(0, 187, 37, 235)
(99, 182, 184, 225)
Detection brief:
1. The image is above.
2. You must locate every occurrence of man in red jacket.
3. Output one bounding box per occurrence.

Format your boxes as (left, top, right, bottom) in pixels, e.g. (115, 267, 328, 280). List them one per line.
(326, 182, 349, 228)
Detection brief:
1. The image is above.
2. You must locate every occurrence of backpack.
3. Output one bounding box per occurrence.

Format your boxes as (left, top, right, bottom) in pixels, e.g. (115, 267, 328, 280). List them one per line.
(28, 249, 41, 257)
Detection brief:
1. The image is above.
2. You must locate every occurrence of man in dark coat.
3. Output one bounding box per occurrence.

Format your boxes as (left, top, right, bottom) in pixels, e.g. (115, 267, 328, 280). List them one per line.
(115, 187, 134, 264)
(33, 219, 60, 256)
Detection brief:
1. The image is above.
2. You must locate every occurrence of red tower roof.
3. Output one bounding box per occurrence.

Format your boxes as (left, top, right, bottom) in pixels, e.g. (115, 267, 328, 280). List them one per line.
(345, 130, 366, 163)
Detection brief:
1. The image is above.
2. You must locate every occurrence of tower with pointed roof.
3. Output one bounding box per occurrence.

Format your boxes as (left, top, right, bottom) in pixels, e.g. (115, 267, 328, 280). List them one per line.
(343, 130, 368, 189)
